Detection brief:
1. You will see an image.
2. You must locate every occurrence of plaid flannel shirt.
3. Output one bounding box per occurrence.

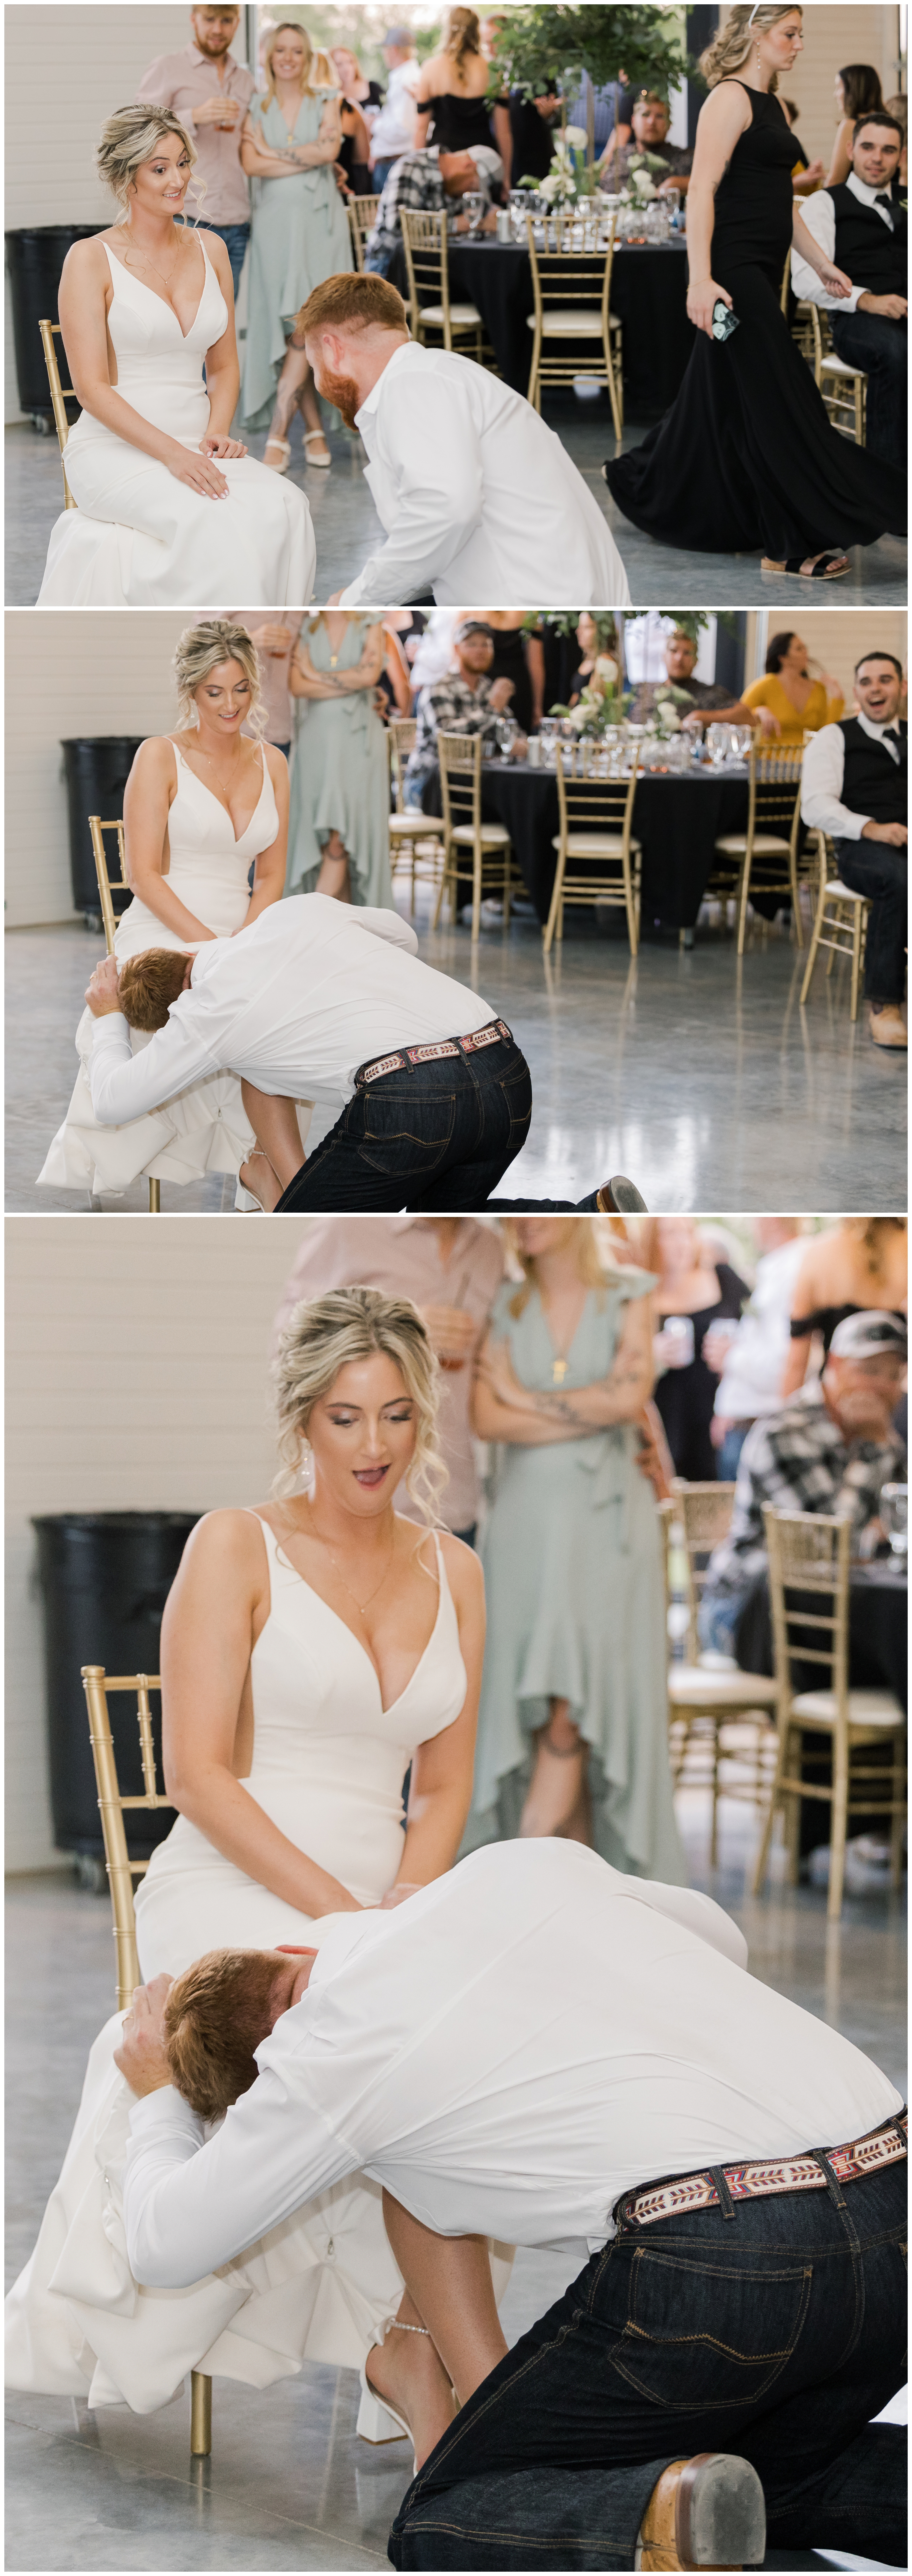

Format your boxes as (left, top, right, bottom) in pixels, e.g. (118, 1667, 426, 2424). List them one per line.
(413, 673, 501, 768)
(367, 150, 452, 268)
(704, 1381, 905, 1605)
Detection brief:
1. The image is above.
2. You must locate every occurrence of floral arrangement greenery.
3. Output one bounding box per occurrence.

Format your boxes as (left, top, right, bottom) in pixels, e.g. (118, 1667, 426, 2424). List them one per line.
(485, 7, 691, 114)
(619, 144, 676, 202)
(535, 126, 598, 203)
(549, 652, 634, 737)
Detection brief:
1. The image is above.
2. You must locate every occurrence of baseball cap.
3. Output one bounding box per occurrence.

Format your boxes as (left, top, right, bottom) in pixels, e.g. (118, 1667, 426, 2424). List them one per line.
(454, 619, 494, 643)
(829, 1311, 907, 1362)
(382, 26, 412, 43)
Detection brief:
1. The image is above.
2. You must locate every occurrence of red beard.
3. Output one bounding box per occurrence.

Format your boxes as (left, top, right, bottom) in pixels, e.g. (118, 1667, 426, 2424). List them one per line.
(312, 360, 361, 431)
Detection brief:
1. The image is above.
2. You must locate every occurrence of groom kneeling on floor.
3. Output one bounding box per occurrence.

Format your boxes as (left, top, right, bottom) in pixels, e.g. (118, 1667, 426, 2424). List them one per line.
(116, 1842, 907, 2572)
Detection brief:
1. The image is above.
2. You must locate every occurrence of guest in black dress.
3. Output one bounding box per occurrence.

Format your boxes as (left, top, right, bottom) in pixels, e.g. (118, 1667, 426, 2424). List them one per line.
(414, 9, 511, 174)
(647, 1218, 751, 1483)
(508, 90, 561, 186)
(485, 613, 544, 735)
(604, 3, 906, 575)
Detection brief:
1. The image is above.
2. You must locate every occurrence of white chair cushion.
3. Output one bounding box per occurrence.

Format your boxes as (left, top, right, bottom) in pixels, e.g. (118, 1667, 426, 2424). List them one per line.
(526, 310, 605, 336)
(451, 821, 510, 845)
(669, 1665, 779, 1709)
(714, 833, 792, 855)
(821, 354, 867, 382)
(826, 879, 868, 903)
(791, 1687, 904, 1728)
(389, 813, 442, 835)
(551, 832, 641, 857)
(420, 303, 481, 328)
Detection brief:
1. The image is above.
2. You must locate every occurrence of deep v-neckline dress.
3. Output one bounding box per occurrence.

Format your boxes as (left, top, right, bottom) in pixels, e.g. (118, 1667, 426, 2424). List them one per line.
(5, 1519, 514, 2413)
(37, 238, 316, 607)
(604, 85, 907, 558)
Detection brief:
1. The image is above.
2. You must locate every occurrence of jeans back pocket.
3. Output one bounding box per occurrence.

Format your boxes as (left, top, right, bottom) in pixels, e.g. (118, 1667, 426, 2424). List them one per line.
(616, 2244, 813, 2412)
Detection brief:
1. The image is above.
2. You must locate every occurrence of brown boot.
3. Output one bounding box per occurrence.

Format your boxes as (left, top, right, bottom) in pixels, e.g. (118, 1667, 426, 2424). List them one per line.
(869, 1004, 907, 1050)
(636, 2452, 766, 2570)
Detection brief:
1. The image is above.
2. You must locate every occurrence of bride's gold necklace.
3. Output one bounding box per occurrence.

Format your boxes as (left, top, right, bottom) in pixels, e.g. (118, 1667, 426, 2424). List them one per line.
(301, 1501, 395, 1616)
(123, 227, 183, 290)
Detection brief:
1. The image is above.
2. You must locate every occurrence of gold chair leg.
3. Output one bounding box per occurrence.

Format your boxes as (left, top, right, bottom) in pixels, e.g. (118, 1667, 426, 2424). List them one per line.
(849, 907, 862, 1022)
(604, 339, 623, 445)
(827, 1737, 849, 1922)
(889, 1738, 906, 1888)
(148, 1178, 161, 1213)
(191, 2369, 212, 2456)
(471, 840, 482, 943)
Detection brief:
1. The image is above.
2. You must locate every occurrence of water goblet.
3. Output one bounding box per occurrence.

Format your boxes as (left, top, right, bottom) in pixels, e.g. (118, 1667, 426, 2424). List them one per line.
(880, 1484, 908, 1561)
(706, 724, 731, 771)
(463, 192, 485, 237)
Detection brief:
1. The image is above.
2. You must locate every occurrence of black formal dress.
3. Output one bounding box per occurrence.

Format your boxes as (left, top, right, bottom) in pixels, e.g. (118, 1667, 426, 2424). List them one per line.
(423, 91, 496, 155)
(653, 1262, 750, 1482)
(603, 84, 907, 558)
(487, 627, 534, 734)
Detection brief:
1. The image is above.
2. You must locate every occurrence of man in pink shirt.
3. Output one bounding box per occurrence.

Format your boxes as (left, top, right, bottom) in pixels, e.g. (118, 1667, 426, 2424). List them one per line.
(233, 616, 304, 757)
(274, 1217, 505, 1543)
(137, 6, 255, 296)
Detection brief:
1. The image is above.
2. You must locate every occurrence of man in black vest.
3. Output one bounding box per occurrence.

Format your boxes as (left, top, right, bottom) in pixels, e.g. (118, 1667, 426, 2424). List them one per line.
(801, 653, 907, 1050)
(791, 112, 906, 468)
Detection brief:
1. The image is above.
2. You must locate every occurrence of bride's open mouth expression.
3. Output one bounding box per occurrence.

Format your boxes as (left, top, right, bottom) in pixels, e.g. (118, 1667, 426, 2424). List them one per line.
(307, 1357, 420, 1519)
(132, 137, 194, 222)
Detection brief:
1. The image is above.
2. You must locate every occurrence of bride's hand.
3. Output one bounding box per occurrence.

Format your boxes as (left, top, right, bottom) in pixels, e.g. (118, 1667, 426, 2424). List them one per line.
(167, 444, 232, 498)
(202, 435, 248, 461)
(687, 278, 731, 339)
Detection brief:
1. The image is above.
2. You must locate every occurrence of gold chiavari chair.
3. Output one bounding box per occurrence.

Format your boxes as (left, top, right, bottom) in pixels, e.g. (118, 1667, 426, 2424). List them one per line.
(711, 746, 809, 955)
(751, 1509, 906, 1920)
(779, 247, 822, 381)
(544, 747, 640, 956)
(346, 195, 381, 273)
(387, 718, 446, 912)
(398, 208, 483, 355)
(39, 319, 78, 508)
(433, 732, 514, 939)
(525, 210, 623, 439)
(818, 318, 868, 445)
(81, 1665, 212, 2456)
(89, 819, 160, 1211)
(800, 830, 872, 1022)
(665, 1484, 779, 1868)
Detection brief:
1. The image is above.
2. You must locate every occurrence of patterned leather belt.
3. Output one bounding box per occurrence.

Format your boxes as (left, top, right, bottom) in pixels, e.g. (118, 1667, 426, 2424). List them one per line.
(355, 1018, 512, 1088)
(615, 2107, 907, 2229)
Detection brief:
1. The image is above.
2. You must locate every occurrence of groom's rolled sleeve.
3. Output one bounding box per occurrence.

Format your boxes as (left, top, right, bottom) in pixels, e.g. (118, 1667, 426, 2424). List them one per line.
(88, 1006, 224, 1127)
(123, 2062, 355, 2287)
(340, 378, 484, 606)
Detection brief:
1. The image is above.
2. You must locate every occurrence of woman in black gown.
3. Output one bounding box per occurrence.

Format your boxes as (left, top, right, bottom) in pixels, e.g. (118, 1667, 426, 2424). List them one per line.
(604, 3, 906, 576)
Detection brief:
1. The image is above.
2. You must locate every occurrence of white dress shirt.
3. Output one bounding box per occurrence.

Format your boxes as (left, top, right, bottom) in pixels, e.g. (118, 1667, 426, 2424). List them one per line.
(791, 172, 898, 312)
(370, 58, 421, 161)
(801, 713, 905, 841)
(87, 893, 493, 1128)
(338, 343, 631, 610)
(713, 1236, 808, 1422)
(122, 1841, 900, 2289)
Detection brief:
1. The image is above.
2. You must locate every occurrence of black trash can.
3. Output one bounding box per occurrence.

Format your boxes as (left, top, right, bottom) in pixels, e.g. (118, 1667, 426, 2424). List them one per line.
(32, 1512, 202, 1862)
(61, 737, 146, 926)
(5, 224, 105, 422)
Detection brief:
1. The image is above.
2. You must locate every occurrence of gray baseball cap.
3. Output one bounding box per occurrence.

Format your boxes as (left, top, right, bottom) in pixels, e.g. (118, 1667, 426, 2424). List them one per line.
(829, 1310, 907, 1362)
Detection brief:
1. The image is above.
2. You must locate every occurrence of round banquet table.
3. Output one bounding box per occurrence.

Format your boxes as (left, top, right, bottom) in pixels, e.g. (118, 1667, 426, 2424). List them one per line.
(388, 235, 695, 410)
(421, 756, 753, 931)
(734, 1561, 907, 1854)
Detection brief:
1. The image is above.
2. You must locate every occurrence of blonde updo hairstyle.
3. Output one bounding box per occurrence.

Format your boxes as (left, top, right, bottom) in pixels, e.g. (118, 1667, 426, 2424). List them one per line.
(700, 4, 800, 93)
(259, 20, 339, 107)
(96, 104, 199, 221)
(272, 1287, 448, 1521)
(444, 7, 482, 67)
(172, 620, 265, 736)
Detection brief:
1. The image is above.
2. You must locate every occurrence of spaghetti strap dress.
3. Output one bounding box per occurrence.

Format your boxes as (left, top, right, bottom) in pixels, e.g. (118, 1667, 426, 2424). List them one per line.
(286, 617, 393, 904)
(604, 84, 907, 559)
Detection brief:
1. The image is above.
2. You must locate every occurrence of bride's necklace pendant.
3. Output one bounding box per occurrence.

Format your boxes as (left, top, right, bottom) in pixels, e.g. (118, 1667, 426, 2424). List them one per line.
(302, 1503, 394, 1617)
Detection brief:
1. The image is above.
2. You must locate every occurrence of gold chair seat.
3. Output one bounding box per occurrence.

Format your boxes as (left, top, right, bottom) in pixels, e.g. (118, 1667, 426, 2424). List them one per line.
(389, 812, 442, 837)
(820, 352, 868, 381)
(419, 301, 482, 328)
(451, 820, 511, 845)
(791, 1686, 903, 1729)
(825, 877, 867, 902)
(550, 829, 642, 858)
(525, 308, 621, 337)
(668, 1664, 778, 1710)
(714, 831, 792, 855)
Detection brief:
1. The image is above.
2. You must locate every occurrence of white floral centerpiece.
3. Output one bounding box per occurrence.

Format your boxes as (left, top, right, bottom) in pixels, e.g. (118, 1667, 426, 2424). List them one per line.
(537, 125, 597, 205)
(549, 653, 632, 738)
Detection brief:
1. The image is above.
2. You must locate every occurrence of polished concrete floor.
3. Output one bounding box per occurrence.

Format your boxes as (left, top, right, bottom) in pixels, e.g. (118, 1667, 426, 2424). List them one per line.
(7, 889, 907, 1215)
(6, 1783, 906, 2574)
(7, 395, 906, 609)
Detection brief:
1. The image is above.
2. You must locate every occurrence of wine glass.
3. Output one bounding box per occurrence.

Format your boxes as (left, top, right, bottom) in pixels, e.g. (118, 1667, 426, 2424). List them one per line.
(463, 192, 485, 237)
(495, 716, 517, 762)
(706, 724, 732, 771)
(732, 725, 755, 763)
(539, 718, 558, 767)
(879, 1484, 908, 1561)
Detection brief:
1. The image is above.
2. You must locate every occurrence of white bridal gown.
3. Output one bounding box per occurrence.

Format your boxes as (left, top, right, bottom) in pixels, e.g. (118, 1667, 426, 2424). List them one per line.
(37, 239, 316, 608)
(5, 1521, 511, 2412)
(37, 742, 276, 1196)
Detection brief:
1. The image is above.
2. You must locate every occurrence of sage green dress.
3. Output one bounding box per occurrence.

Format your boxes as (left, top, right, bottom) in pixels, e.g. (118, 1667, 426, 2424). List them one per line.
(241, 90, 353, 431)
(286, 617, 394, 907)
(463, 1274, 687, 1885)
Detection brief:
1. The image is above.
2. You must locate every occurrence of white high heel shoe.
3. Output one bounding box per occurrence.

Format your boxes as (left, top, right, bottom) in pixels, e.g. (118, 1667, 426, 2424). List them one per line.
(357, 2361, 416, 2475)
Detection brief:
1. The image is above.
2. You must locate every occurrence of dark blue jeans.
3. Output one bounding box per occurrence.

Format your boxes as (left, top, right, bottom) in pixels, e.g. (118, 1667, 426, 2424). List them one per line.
(830, 307, 907, 470)
(833, 835, 908, 1005)
(187, 217, 250, 299)
(272, 1035, 608, 1211)
(390, 2159, 907, 2569)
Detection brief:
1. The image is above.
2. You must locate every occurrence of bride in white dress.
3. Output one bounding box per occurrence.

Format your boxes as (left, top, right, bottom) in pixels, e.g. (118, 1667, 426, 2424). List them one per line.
(38, 620, 295, 1203)
(37, 106, 315, 609)
(5, 1290, 509, 2460)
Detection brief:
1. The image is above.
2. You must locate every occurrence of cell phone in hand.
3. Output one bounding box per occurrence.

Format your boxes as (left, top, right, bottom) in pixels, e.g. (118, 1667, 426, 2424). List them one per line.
(712, 300, 740, 340)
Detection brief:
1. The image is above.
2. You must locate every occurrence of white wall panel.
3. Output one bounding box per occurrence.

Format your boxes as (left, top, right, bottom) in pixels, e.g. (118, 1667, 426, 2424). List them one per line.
(5, 610, 190, 925)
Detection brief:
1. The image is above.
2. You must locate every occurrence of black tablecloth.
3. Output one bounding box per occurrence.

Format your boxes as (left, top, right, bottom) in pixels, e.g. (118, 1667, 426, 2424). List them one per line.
(389, 238, 694, 410)
(735, 1564, 907, 1854)
(421, 759, 751, 931)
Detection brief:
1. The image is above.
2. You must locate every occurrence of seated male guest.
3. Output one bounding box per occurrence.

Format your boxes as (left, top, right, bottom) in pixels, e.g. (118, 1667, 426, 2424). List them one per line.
(801, 650, 907, 1050)
(600, 90, 693, 195)
(117, 1839, 907, 2572)
(629, 625, 773, 734)
(82, 901, 621, 1215)
(364, 143, 503, 277)
(700, 1310, 907, 1654)
(405, 618, 522, 805)
(297, 274, 632, 607)
(790, 112, 907, 469)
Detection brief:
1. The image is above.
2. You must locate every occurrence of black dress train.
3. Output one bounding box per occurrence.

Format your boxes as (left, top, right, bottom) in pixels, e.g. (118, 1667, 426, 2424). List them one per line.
(604, 85, 907, 558)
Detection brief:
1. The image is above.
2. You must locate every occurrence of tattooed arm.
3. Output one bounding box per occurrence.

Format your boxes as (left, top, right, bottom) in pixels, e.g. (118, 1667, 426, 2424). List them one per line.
(471, 1296, 654, 1446)
(685, 82, 752, 338)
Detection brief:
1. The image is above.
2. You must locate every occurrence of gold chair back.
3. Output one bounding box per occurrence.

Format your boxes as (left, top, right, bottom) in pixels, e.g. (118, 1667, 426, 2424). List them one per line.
(399, 208, 482, 356)
(800, 830, 870, 1021)
(39, 319, 78, 508)
(779, 249, 822, 380)
(711, 747, 808, 954)
(346, 195, 381, 272)
(545, 750, 640, 955)
(89, 817, 129, 956)
(388, 716, 417, 813)
(525, 213, 621, 435)
(434, 730, 513, 937)
(672, 1480, 736, 1665)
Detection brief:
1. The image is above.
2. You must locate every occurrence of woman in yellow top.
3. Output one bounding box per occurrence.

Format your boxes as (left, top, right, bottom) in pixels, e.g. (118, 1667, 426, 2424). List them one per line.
(741, 630, 844, 744)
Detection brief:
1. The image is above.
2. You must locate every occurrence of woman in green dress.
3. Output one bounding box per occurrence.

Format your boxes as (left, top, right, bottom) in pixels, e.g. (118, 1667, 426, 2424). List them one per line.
(240, 22, 352, 470)
(287, 613, 394, 906)
(465, 1218, 686, 1885)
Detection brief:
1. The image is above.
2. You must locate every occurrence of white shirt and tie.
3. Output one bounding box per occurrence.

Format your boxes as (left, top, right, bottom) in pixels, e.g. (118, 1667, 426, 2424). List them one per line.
(791, 172, 900, 312)
(87, 894, 493, 1130)
(338, 342, 632, 610)
(801, 712, 905, 841)
(122, 1841, 899, 2291)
